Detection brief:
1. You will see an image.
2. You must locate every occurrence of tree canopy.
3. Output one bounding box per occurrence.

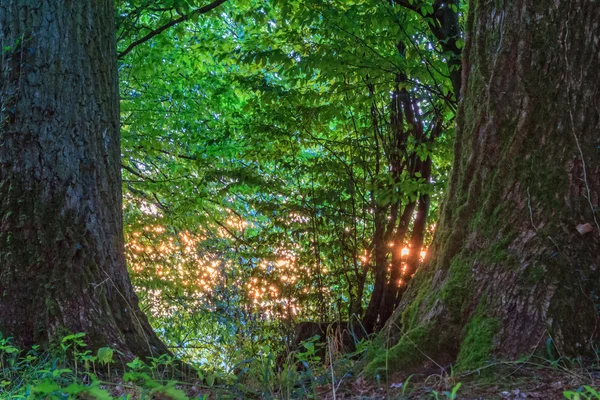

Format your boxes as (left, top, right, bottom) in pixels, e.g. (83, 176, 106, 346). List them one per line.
(116, 0, 464, 364)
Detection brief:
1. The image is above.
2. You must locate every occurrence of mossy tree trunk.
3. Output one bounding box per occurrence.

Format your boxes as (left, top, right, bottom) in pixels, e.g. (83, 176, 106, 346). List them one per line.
(0, 1, 168, 359)
(369, 0, 600, 374)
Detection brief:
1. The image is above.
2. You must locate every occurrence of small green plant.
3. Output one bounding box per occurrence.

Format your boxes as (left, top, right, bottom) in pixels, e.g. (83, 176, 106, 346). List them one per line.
(0, 335, 20, 372)
(401, 374, 415, 395)
(61, 332, 87, 376)
(431, 382, 462, 400)
(0, 331, 218, 400)
(97, 346, 114, 377)
(564, 386, 600, 400)
(295, 335, 325, 399)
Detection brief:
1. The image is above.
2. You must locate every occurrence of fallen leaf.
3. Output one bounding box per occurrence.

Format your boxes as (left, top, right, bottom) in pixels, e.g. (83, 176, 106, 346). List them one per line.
(576, 223, 593, 235)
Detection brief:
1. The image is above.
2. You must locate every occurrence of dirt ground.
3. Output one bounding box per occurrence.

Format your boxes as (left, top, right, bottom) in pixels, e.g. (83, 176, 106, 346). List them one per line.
(317, 363, 600, 399)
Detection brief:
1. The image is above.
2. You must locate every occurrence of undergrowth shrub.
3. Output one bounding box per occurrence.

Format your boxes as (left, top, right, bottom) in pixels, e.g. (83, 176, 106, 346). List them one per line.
(0, 331, 360, 399)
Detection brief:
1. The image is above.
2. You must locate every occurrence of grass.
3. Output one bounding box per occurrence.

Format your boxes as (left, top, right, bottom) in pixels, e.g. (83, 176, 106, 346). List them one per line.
(1, 332, 599, 399)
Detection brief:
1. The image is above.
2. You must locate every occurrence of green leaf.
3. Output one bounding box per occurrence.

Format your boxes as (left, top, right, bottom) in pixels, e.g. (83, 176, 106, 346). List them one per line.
(205, 373, 215, 387)
(97, 347, 114, 365)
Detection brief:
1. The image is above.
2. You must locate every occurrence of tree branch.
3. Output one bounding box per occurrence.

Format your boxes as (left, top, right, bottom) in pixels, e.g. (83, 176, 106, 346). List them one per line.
(118, 0, 228, 59)
(387, 0, 463, 98)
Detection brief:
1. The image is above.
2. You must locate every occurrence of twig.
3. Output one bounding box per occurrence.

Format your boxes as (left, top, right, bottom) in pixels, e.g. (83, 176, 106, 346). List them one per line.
(391, 322, 447, 375)
(118, 0, 228, 59)
(327, 337, 337, 400)
(526, 187, 538, 232)
(563, 3, 600, 233)
(499, 330, 545, 380)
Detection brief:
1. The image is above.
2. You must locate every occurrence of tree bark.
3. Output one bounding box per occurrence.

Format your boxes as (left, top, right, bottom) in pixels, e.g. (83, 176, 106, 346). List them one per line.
(369, 0, 600, 373)
(0, 1, 168, 359)
(361, 203, 389, 333)
(404, 159, 432, 280)
(383, 201, 416, 321)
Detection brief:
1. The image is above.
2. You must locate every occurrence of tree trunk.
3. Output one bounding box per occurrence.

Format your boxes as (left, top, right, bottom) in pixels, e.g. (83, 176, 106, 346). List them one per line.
(367, 0, 600, 374)
(0, 1, 168, 359)
(404, 158, 432, 279)
(362, 204, 389, 333)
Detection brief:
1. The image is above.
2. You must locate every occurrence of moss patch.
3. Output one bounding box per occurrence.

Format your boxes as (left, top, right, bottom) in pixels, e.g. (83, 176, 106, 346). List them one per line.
(520, 261, 547, 287)
(364, 324, 434, 379)
(456, 303, 500, 371)
(440, 254, 473, 321)
(400, 270, 433, 332)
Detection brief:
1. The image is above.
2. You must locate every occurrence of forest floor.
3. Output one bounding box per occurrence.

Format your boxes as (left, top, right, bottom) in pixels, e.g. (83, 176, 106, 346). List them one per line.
(3, 335, 599, 399)
(325, 365, 594, 399)
(96, 362, 597, 399)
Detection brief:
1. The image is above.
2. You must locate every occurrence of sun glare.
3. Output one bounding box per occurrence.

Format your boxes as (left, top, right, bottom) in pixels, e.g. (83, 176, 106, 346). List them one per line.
(127, 222, 428, 319)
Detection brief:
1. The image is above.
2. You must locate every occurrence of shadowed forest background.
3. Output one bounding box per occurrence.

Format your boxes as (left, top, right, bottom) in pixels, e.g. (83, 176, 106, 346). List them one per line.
(1, 0, 599, 398)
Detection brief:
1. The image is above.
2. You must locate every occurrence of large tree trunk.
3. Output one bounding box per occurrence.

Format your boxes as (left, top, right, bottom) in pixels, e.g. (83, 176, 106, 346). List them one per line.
(0, 1, 167, 359)
(367, 0, 600, 374)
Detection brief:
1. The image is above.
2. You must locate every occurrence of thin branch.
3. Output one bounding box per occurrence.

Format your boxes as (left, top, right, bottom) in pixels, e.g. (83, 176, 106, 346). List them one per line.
(122, 163, 156, 182)
(118, 0, 228, 59)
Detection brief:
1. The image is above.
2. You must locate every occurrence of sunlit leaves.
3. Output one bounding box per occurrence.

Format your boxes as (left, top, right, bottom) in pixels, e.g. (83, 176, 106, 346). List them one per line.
(115, 0, 461, 363)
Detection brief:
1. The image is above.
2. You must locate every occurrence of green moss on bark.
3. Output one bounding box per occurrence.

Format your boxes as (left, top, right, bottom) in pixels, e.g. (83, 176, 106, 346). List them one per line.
(440, 255, 473, 320)
(400, 269, 433, 331)
(456, 302, 500, 371)
(520, 261, 546, 286)
(364, 323, 434, 379)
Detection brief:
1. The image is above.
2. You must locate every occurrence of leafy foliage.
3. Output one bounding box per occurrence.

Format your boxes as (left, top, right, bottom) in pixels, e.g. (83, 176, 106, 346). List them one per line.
(114, 0, 465, 367)
(1, 333, 593, 399)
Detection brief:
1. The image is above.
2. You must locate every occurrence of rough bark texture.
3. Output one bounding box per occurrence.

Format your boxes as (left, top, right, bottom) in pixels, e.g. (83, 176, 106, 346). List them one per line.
(0, 1, 168, 359)
(367, 0, 600, 375)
